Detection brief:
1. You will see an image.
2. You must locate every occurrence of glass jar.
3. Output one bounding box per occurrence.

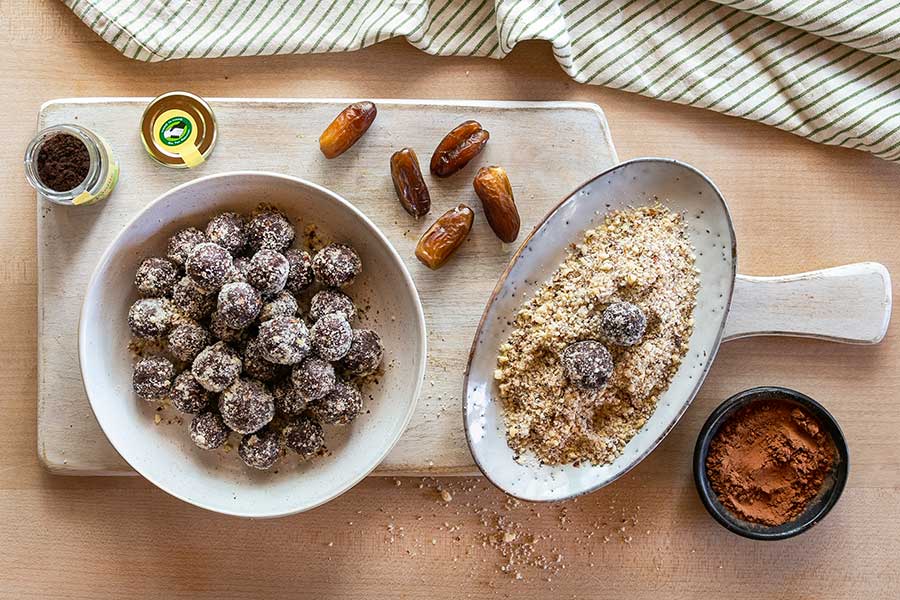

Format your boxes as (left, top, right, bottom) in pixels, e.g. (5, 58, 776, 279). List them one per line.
(24, 124, 119, 206)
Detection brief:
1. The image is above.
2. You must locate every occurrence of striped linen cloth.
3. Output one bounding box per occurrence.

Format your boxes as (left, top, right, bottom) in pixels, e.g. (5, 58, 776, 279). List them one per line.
(66, 0, 900, 162)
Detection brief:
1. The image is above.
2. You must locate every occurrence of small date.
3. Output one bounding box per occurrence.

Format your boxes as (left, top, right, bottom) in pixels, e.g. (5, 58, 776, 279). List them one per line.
(473, 166, 520, 243)
(430, 120, 490, 178)
(390, 148, 431, 218)
(319, 101, 377, 159)
(415, 204, 475, 270)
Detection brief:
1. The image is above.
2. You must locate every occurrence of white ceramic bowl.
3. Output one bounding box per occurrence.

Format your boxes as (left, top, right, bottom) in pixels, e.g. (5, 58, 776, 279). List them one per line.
(80, 172, 426, 517)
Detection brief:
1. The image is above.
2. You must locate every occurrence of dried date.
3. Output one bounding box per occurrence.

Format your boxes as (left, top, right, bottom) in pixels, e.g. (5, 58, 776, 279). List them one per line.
(415, 204, 475, 270)
(430, 120, 490, 178)
(390, 148, 431, 218)
(319, 101, 377, 159)
(473, 166, 520, 243)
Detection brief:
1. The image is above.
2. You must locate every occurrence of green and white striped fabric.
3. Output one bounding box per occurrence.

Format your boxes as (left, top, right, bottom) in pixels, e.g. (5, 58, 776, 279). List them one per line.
(66, 0, 900, 162)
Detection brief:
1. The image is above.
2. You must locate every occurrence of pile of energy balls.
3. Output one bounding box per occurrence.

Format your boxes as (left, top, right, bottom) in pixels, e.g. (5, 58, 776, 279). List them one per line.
(127, 207, 384, 470)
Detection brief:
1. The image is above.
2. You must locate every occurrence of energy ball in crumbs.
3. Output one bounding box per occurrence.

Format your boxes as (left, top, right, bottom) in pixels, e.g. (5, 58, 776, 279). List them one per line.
(311, 313, 352, 361)
(217, 282, 262, 329)
(171, 276, 215, 320)
(190, 411, 230, 450)
(284, 248, 314, 294)
(246, 249, 290, 295)
(259, 290, 298, 322)
(186, 242, 233, 293)
(257, 316, 310, 365)
(312, 243, 362, 288)
(247, 210, 294, 252)
(238, 428, 283, 470)
(192, 341, 242, 392)
(128, 298, 175, 338)
(340, 329, 384, 377)
(292, 357, 336, 401)
(310, 288, 357, 322)
(272, 377, 307, 416)
(600, 302, 647, 347)
(170, 371, 211, 413)
(560, 340, 614, 390)
(168, 321, 212, 362)
(134, 257, 179, 297)
(205, 212, 247, 255)
(132, 355, 175, 400)
(209, 311, 247, 344)
(167, 227, 208, 266)
(283, 415, 325, 458)
(312, 380, 362, 425)
(219, 378, 275, 434)
(243, 337, 280, 382)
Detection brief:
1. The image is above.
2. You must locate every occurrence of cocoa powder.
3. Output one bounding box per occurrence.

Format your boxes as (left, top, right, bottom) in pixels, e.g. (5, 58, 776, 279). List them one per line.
(36, 133, 90, 192)
(706, 401, 836, 526)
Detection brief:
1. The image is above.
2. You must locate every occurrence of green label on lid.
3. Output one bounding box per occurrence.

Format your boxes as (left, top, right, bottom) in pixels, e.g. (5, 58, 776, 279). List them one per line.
(158, 116, 193, 147)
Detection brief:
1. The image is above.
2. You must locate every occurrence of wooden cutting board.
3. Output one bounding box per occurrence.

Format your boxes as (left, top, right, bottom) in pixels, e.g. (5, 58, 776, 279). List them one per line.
(36, 97, 618, 476)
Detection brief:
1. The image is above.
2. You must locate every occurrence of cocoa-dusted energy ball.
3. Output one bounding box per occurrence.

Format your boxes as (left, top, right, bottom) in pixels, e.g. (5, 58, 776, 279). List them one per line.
(560, 340, 613, 390)
(311, 380, 363, 425)
(167, 227, 208, 266)
(170, 370, 211, 414)
(310, 313, 352, 361)
(192, 341, 242, 392)
(167, 321, 211, 363)
(312, 243, 362, 288)
(171, 276, 215, 320)
(283, 415, 325, 458)
(209, 311, 247, 344)
(257, 316, 310, 365)
(190, 411, 229, 450)
(600, 301, 647, 347)
(284, 248, 314, 294)
(242, 336, 279, 382)
(309, 288, 357, 322)
(292, 357, 336, 402)
(238, 428, 283, 470)
(246, 249, 289, 295)
(205, 212, 247, 255)
(340, 329, 384, 377)
(247, 210, 294, 253)
(271, 377, 307, 417)
(218, 378, 275, 434)
(217, 282, 262, 329)
(132, 355, 175, 400)
(259, 290, 298, 322)
(128, 298, 174, 339)
(134, 257, 179, 298)
(185, 242, 233, 293)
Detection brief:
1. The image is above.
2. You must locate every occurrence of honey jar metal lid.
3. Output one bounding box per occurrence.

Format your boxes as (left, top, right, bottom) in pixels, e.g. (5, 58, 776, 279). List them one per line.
(140, 91, 217, 168)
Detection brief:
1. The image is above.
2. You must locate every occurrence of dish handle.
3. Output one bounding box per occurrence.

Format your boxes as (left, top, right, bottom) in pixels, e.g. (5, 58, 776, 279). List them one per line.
(722, 262, 892, 344)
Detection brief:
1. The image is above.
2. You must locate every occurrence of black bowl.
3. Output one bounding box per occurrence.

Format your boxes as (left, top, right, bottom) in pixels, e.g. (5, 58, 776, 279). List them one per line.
(693, 386, 849, 540)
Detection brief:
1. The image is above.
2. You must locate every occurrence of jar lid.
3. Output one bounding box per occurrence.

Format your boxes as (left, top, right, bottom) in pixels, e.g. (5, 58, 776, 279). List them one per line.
(140, 91, 217, 168)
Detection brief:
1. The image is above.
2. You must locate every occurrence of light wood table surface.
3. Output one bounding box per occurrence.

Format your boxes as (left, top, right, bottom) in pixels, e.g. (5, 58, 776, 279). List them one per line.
(2, 1, 898, 598)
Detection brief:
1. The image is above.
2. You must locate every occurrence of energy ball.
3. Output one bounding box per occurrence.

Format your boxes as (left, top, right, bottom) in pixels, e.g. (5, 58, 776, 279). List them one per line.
(218, 378, 275, 434)
(259, 290, 298, 322)
(238, 428, 283, 470)
(560, 340, 613, 390)
(132, 355, 175, 400)
(205, 212, 247, 255)
(170, 370, 211, 414)
(167, 321, 211, 362)
(247, 210, 294, 253)
(292, 357, 336, 402)
(246, 249, 289, 295)
(192, 341, 242, 392)
(600, 301, 647, 347)
(185, 242, 233, 293)
(312, 243, 362, 288)
(167, 227, 208, 266)
(311, 380, 363, 425)
(283, 415, 325, 458)
(217, 282, 262, 329)
(242, 337, 279, 382)
(190, 411, 229, 450)
(171, 276, 215, 320)
(134, 257, 179, 298)
(309, 288, 357, 322)
(340, 329, 384, 377)
(209, 311, 247, 344)
(310, 313, 352, 361)
(257, 316, 310, 365)
(272, 377, 307, 416)
(284, 248, 314, 294)
(128, 298, 174, 339)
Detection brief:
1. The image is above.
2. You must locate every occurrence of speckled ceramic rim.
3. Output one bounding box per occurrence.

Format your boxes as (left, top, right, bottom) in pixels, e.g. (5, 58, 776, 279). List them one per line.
(463, 157, 738, 501)
(78, 171, 427, 518)
(693, 386, 849, 540)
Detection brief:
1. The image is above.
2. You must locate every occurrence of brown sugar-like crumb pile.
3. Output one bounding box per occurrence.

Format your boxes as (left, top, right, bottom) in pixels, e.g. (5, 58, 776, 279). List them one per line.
(495, 205, 698, 465)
